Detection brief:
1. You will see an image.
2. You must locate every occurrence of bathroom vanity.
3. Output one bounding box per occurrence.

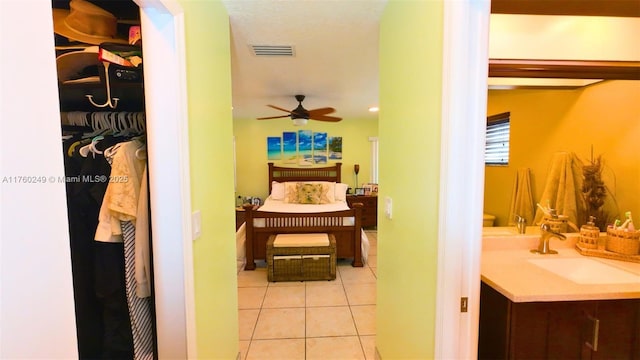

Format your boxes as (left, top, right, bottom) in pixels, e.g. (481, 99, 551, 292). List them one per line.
(479, 234, 640, 359)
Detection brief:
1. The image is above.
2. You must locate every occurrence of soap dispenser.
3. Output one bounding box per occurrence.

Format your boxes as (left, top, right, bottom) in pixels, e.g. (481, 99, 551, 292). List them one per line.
(578, 216, 600, 249)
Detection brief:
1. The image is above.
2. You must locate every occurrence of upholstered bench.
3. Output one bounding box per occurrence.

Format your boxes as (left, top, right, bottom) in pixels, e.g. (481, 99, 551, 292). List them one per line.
(266, 233, 336, 282)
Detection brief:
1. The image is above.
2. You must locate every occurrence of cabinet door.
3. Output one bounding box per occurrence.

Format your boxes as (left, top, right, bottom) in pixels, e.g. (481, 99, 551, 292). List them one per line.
(589, 299, 640, 360)
(480, 282, 640, 360)
(478, 282, 510, 359)
(510, 301, 594, 359)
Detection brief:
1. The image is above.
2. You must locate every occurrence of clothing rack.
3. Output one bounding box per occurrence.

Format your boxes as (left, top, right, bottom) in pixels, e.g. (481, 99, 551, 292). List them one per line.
(61, 111, 146, 133)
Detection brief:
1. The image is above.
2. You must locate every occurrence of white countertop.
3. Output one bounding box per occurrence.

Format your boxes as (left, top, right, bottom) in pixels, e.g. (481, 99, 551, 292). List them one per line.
(481, 231, 640, 303)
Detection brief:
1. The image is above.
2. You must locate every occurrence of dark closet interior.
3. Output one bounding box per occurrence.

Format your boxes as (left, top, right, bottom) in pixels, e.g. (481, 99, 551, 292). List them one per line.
(52, 1, 156, 359)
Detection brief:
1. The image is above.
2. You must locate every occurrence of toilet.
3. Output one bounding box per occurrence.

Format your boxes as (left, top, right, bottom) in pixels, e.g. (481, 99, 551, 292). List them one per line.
(483, 213, 496, 227)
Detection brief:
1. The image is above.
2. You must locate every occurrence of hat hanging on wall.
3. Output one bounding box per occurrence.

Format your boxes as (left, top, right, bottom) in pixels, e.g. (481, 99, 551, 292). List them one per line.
(56, 46, 101, 84)
(52, 0, 129, 45)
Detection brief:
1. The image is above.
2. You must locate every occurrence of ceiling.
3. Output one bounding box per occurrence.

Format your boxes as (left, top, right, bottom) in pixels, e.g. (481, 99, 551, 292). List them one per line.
(222, 0, 639, 122)
(222, 0, 386, 122)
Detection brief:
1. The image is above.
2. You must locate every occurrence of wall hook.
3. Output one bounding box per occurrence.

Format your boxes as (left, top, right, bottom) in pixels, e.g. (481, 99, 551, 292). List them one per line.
(86, 62, 119, 109)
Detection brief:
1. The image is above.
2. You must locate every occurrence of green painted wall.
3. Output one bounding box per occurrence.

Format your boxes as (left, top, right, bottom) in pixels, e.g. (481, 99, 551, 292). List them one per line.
(485, 80, 640, 227)
(377, 0, 443, 358)
(233, 117, 378, 200)
(180, 1, 238, 358)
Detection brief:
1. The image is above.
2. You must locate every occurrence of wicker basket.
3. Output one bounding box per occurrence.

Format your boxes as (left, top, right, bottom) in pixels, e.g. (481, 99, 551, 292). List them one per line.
(578, 225, 600, 249)
(266, 234, 336, 282)
(606, 228, 640, 255)
(543, 215, 568, 233)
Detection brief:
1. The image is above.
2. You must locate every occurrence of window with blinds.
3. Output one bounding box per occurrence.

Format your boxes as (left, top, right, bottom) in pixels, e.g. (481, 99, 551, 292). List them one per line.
(485, 112, 510, 165)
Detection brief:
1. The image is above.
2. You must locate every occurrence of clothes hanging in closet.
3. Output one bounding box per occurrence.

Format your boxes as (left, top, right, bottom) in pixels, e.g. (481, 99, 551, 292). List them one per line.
(63, 129, 154, 359)
(63, 133, 134, 359)
(95, 138, 154, 360)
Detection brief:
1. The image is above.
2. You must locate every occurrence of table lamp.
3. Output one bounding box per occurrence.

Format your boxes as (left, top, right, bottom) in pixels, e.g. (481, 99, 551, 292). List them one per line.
(354, 164, 360, 189)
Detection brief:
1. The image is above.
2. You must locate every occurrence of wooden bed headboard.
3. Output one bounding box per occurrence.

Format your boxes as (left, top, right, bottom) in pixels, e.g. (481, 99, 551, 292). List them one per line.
(268, 162, 342, 193)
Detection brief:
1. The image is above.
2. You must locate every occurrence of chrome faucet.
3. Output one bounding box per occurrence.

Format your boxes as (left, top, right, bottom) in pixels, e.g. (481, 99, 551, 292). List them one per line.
(531, 223, 566, 255)
(515, 214, 527, 234)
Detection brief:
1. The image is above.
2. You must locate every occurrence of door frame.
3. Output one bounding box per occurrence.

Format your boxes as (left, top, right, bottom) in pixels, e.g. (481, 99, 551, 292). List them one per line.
(134, 0, 196, 358)
(435, 1, 490, 358)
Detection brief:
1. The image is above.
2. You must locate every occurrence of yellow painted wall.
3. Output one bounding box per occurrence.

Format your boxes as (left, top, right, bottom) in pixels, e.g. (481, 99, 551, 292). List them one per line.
(485, 80, 640, 227)
(233, 117, 377, 200)
(180, 1, 239, 358)
(377, 0, 443, 358)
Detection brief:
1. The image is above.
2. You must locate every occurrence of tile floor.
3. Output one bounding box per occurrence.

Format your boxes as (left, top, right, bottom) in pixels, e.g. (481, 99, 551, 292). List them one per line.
(237, 230, 378, 360)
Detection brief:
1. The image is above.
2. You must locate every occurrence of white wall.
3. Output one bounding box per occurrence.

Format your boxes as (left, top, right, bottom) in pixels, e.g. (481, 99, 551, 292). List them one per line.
(490, 15, 640, 61)
(0, 1, 78, 357)
(1, 1, 193, 358)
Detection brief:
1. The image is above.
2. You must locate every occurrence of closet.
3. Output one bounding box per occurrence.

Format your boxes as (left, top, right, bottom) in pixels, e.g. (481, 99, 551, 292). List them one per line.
(52, 1, 156, 359)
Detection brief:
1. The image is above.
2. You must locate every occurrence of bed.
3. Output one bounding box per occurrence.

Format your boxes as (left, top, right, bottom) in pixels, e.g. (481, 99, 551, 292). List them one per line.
(236, 162, 370, 271)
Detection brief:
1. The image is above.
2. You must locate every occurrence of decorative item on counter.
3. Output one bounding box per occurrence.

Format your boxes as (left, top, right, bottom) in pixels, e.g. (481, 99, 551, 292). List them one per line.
(606, 211, 639, 255)
(578, 216, 600, 249)
(537, 202, 570, 233)
(582, 152, 619, 231)
(617, 211, 635, 231)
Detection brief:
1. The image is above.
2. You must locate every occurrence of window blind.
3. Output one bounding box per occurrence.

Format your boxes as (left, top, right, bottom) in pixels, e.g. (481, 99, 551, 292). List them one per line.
(485, 112, 510, 165)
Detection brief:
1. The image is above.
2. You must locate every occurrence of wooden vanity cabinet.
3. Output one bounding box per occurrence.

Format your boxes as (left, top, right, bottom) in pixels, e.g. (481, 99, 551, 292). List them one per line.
(479, 281, 640, 359)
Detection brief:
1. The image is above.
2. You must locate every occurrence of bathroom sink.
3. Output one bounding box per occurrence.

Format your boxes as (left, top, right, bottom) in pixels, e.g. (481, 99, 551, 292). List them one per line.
(528, 257, 640, 284)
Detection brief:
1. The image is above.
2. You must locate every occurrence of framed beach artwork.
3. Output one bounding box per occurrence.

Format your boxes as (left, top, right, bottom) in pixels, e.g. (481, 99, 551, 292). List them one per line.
(267, 136, 282, 160)
(329, 136, 342, 160)
(297, 129, 312, 166)
(282, 131, 297, 164)
(313, 132, 328, 164)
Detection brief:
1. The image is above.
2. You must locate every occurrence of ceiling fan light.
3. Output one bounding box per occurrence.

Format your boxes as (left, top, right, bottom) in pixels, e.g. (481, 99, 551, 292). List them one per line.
(292, 118, 308, 126)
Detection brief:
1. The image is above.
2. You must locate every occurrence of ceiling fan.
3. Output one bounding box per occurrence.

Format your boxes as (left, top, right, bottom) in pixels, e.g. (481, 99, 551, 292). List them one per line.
(257, 95, 342, 125)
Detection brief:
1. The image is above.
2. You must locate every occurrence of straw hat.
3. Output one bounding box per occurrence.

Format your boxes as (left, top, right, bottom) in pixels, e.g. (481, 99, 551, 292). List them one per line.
(53, 0, 128, 45)
(56, 46, 102, 84)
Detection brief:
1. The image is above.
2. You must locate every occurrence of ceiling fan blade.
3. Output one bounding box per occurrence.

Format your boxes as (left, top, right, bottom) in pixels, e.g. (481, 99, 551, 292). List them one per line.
(308, 107, 336, 116)
(257, 115, 291, 120)
(310, 114, 342, 122)
(266, 104, 293, 113)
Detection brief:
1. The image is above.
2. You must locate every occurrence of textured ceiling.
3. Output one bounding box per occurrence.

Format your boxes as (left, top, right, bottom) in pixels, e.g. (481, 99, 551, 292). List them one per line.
(222, 0, 386, 122)
(221, 0, 638, 122)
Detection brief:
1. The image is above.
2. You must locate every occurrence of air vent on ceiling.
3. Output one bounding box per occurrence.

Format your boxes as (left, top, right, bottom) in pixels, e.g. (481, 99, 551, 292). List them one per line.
(251, 45, 295, 57)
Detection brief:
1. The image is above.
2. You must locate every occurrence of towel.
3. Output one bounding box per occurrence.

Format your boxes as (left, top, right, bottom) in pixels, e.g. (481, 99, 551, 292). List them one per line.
(508, 168, 534, 225)
(533, 152, 587, 229)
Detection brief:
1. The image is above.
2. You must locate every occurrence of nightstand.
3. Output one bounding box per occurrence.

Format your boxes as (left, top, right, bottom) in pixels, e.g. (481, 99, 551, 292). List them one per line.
(236, 205, 259, 230)
(346, 195, 378, 228)
(235, 207, 246, 230)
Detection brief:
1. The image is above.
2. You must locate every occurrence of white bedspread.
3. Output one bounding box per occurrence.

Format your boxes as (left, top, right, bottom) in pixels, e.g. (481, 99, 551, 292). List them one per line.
(260, 197, 352, 213)
(235, 198, 370, 273)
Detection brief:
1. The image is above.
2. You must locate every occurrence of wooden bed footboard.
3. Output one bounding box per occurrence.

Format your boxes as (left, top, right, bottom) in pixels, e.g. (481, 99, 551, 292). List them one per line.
(242, 203, 364, 270)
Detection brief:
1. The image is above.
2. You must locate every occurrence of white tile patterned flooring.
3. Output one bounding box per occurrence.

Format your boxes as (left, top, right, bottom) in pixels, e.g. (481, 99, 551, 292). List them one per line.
(237, 230, 378, 360)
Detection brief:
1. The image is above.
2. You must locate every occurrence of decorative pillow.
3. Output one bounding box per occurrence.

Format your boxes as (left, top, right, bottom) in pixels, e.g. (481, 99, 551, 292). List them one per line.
(335, 183, 349, 201)
(271, 181, 285, 200)
(283, 182, 299, 203)
(319, 182, 335, 204)
(296, 183, 323, 204)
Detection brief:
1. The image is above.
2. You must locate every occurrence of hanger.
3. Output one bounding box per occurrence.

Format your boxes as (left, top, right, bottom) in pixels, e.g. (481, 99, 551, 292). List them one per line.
(79, 135, 105, 158)
(86, 62, 119, 109)
(135, 143, 147, 160)
(81, 113, 106, 138)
